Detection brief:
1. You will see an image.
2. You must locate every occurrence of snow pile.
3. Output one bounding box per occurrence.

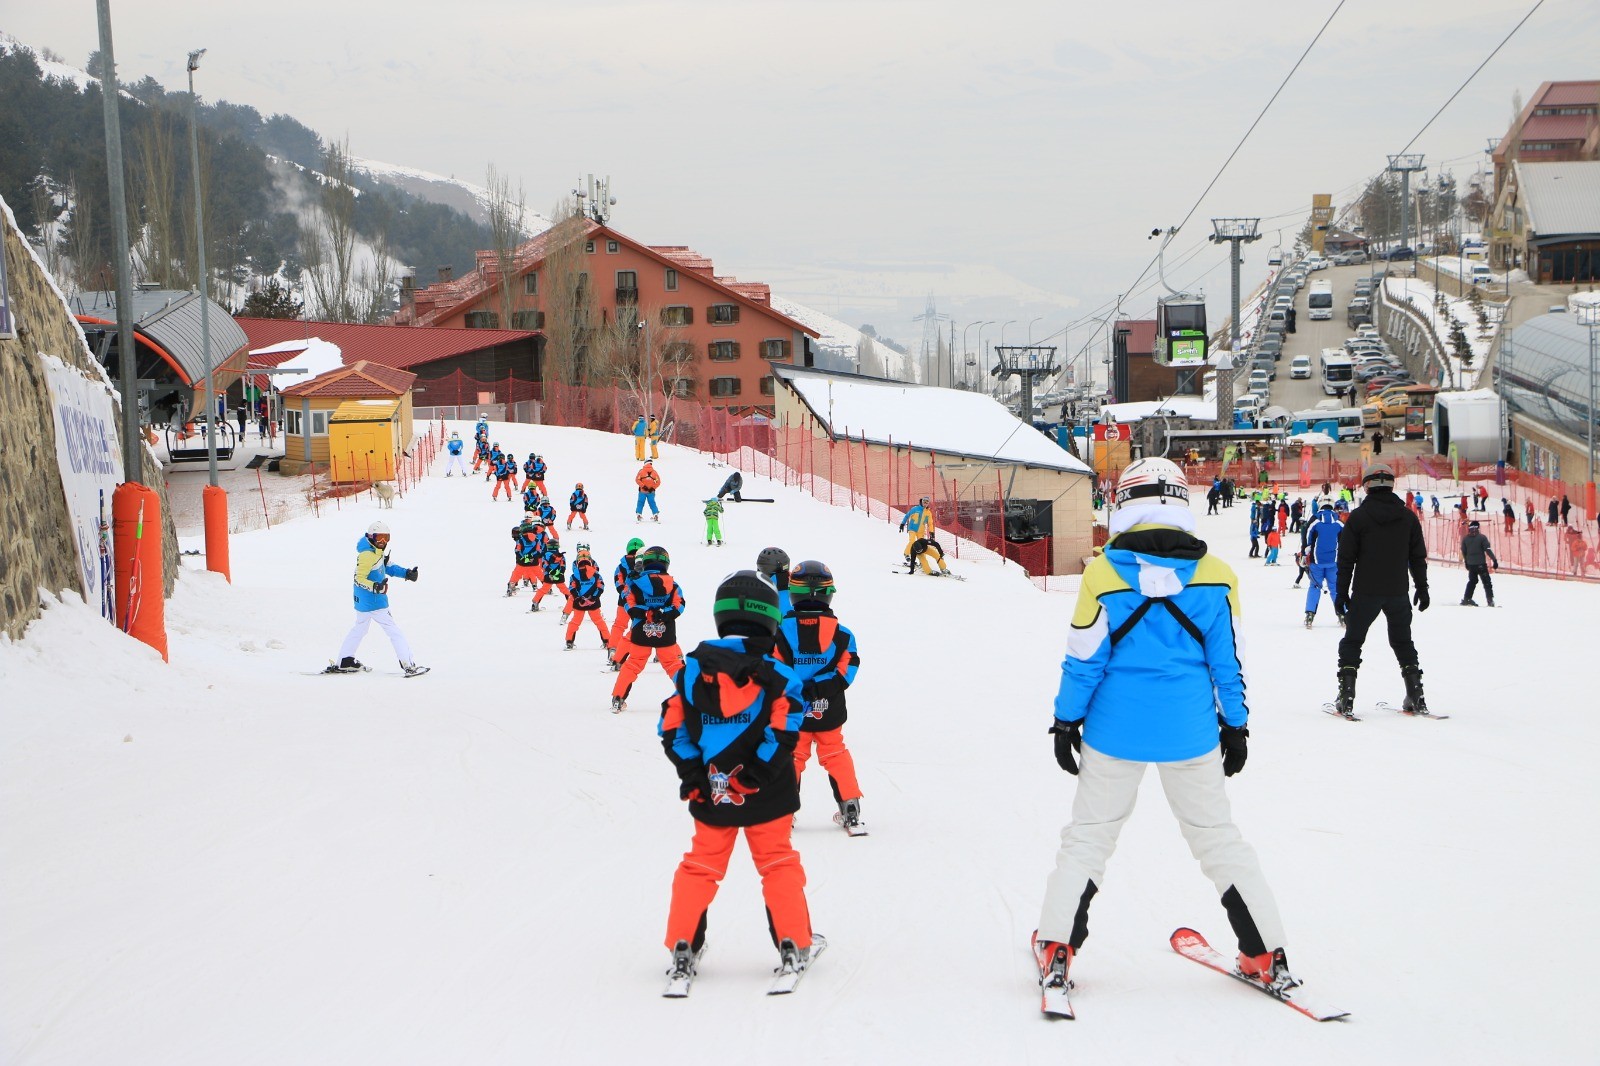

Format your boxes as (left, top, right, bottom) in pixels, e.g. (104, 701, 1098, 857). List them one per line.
(1382, 276, 1499, 389)
(251, 336, 346, 385)
(1, 420, 1595, 1062)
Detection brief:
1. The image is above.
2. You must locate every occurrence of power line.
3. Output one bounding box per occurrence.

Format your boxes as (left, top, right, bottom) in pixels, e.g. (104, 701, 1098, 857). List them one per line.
(1396, 0, 1547, 155)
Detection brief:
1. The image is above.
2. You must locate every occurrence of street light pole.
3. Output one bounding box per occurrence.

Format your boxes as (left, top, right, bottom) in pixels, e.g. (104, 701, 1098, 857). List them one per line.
(95, 0, 142, 484)
(1210, 217, 1262, 428)
(976, 320, 995, 390)
(187, 48, 217, 487)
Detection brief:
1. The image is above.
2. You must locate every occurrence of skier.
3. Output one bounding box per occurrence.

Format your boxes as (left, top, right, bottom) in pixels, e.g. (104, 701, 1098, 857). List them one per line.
(506, 514, 545, 597)
(648, 415, 661, 459)
(636, 461, 662, 522)
(658, 571, 814, 992)
(1263, 526, 1282, 566)
(716, 470, 744, 502)
(1459, 520, 1499, 606)
(1035, 457, 1292, 1005)
(703, 497, 724, 546)
(530, 546, 569, 615)
(756, 546, 793, 615)
(564, 544, 611, 650)
(538, 496, 559, 530)
(521, 481, 541, 514)
(491, 450, 518, 501)
(611, 545, 686, 711)
(526, 453, 548, 496)
(633, 414, 649, 461)
(898, 496, 937, 574)
(472, 435, 491, 474)
(568, 483, 590, 530)
(1501, 497, 1516, 534)
(330, 520, 426, 676)
(1332, 462, 1432, 718)
(771, 560, 865, 833)
(1302, 504, 1343, 628)
(486, 441, 505, 482)
(444, 431, 467, 477)
(607, 538, 644, 669)
(905, 537, 952, 576)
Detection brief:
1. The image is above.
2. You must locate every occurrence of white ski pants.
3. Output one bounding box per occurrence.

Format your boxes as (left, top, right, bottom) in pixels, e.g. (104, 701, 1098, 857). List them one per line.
(338, 608, 413, 664)
(444, 453, 468, 475)
(1039, 742, 1286, 956)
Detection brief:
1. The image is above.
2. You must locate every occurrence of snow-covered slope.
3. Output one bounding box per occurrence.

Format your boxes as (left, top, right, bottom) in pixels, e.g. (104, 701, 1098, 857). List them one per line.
(350, 157, 553, 235)
(1, 423, 1592, 1063)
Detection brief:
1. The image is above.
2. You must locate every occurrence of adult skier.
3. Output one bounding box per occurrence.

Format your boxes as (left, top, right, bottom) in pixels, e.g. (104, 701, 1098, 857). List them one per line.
(611, 545, 686, 711)
(716, 470, 744, 502)
(330, 520, 426, 676)
(636, 461, 662, 522)
(648, 415, 661, 459)
(1459, 519, 1499, 606)
(1301, 504, 1343, 628)
(567, 483, 590, 530)
(1035, 457, 1291, 1006)
(633, 414, 649, 461)
(607, 538, 644, 669)
(703, 497, 724, 546)
(898, 496, 939, 574)
(443, 431, 467, 477)
(772, 560, 865, 833)
(1332, 462, 1431, 718)
(565, 545, 610, 650)
(658, 570, 813, 994)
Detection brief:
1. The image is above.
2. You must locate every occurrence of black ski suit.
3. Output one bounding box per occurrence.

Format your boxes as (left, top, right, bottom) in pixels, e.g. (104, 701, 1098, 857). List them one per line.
(1336, 488, 1428, 670)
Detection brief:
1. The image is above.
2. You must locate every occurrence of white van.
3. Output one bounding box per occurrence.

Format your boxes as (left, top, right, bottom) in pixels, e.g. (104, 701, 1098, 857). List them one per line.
(1290, 355, 1312, 379)
(1249, 368, 1271, 392)
(1469, 263, 1493, 285)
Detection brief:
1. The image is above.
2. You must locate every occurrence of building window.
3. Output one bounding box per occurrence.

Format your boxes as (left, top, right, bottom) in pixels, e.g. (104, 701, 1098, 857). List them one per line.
(669, 378, 694, 397)
(663, 342, 694, 363)
(709, 377, 742, 398)
(311, 410, 330, 435)
(708, 303, 740, 325)
(284, 408, 300, 435)
(708, 340, 741, 361)
(760, 376, 775, 396)
(464, 310, 500, 328)
(665, 268, 679, 291)
(661, 305, 693, 327)
(511, 310, 545, 330)
(606, 240, 619, 253)
(760, 338, 791, 360)
(523, 272, 538, 295)
(1520, 142, 1557, 152)
(615, 270, 639, 305)
(585, 240, 595, 253)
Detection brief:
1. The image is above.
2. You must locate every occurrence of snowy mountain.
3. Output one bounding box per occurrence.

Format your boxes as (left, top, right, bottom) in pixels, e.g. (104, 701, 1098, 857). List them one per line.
(349, 157, 554, 236)
(1, 418, 1591, 1063)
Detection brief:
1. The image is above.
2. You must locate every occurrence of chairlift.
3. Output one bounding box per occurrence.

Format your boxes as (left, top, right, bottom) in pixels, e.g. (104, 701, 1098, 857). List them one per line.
(164, 415, 236, 463)
(965, 355, 977, 367)
(1154, 294, 1208, 368)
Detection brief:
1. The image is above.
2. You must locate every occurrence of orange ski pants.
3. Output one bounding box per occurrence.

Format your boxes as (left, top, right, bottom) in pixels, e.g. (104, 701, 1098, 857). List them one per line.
(665, 817, 811, 951)
(507, 563, 543, 587)
(794, 728, 861, 803)
(608, 604, 633, 662)
(533, 581, 570, 610)
(567, 510, 589, 529)
(612, 642, 683, 699)
(492, 477, 516, 500)
(565, 607, 609, 646)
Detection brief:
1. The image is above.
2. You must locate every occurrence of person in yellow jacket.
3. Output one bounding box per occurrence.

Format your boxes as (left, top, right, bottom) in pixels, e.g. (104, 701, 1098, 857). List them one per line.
(898, 496, 942, 574)
(633, 415, 649, 461)
(648, 416, 661, 459)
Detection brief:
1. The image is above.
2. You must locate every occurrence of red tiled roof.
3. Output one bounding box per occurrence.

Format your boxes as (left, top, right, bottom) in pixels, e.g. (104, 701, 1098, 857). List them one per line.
(236, 318, 538, 371)
(1115, 319, 1158, 355)
(281, 359, 418, 399)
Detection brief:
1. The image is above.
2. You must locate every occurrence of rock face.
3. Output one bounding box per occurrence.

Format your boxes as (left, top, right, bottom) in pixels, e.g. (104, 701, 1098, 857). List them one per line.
(1, 200, 178, 641)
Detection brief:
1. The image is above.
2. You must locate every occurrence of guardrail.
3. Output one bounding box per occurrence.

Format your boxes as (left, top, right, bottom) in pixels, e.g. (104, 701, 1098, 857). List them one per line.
(1377, 279, 1456, 389)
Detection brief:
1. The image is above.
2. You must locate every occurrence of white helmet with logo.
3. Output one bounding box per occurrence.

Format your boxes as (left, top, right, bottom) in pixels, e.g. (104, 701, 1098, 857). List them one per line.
(1114, 457, 1189, 508)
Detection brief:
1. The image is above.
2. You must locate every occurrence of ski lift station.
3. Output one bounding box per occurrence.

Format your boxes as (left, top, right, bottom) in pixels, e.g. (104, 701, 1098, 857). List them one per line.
(770, 364, 1096, 575)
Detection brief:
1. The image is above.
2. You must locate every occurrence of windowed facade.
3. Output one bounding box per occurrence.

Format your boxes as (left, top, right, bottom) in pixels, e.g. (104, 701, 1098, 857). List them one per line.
(760, 376, 775, 396)
(709, 377, 741, 398)
(760, 338, 791, 360)
(464, 310, 500, 328)
(584, 240, 596, 253)
(708, 303, 740, 325)
(669, 378, 694, 397)
(523, 272, 538, 295)
(511, 310, 545, 330)
(665, 268, 679, 291)
(663, 342, 694, 363)
(708, 340, 740, 361)
(284, 409, 331, 435)
(661, 305, 693, 327)
(615, 270, 639, 304)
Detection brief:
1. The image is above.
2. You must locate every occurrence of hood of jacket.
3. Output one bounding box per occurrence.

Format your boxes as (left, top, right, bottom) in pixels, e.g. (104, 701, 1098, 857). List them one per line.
(1104, 525, 1208, 598)
(1359, 487, 1410, 525)
(695, 636, 775, 682)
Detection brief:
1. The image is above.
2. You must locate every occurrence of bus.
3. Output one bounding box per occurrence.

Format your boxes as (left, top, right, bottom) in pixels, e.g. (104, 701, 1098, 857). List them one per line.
(1308, 279, 1334, 320)
(1319, 348, 1354, 396)
(1294, 407, 1365, 442)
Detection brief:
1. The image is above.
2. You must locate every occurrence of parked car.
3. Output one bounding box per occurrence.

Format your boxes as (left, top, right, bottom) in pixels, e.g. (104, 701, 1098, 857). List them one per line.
(1290, 355, 1312, 379)
(1329, 252, 1353, 266)
(1364, 393, 1410, 420)
(1469, 263, 1494, 285)
(1305, 254, 1330, 271)
(1345, 248, 1369, 264)
(1256, 336, 1283, 360)
(1379, 246, 1416, 261)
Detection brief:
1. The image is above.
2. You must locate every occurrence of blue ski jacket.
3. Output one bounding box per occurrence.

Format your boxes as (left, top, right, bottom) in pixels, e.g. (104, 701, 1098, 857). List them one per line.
(351, 534, 410, 611)
(1303, 511, 1342, 567)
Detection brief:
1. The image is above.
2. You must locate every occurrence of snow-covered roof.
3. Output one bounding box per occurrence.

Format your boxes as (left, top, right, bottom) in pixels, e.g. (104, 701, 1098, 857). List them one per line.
(773, 364, 1089, 474)
(1100, 396, 1218, 424)
(1515, 161, 1600, 237)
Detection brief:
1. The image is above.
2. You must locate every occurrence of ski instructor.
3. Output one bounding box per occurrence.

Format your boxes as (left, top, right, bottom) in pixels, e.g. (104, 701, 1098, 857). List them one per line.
(1034, 457, 1294, 1001)
(331, 520, 427, 677)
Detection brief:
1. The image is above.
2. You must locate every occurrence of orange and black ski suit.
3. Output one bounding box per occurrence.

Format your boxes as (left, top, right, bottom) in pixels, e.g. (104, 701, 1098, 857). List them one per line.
(773, 607, 863, 804)
(659, 635, 811, 952)
(611, 569, 685, 700)
(565, 557, 610, 647)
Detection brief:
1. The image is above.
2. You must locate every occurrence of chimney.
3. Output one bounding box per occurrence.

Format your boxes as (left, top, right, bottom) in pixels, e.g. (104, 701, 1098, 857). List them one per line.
(437, 265, 453, 283)
(400, 276, 416, 310)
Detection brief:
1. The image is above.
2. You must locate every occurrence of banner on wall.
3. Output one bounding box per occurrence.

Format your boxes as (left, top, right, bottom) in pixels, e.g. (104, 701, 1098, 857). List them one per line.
(39, 353, 125, 621)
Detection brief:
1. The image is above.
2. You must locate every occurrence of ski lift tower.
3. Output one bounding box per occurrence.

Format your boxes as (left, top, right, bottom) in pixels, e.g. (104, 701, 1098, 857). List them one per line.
(991, 344, 1058, 422)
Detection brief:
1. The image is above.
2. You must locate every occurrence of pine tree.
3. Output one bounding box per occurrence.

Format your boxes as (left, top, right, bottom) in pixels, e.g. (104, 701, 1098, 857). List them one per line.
(237, 278, 302, 319)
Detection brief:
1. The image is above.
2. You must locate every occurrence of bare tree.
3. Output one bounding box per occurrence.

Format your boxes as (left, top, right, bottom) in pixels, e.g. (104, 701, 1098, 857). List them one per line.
(64, 173, 99, 298)
(588, 302, 694, 423)
(130, 109, 186, 289)
(28, 180, 66, 285)
(301, 138, 361, 320)
(485, 163, 527, 330)
(536, 196, 596, 387)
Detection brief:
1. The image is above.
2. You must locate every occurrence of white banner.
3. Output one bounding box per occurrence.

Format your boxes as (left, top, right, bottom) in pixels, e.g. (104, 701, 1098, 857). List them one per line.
(39, 353, 124, 621)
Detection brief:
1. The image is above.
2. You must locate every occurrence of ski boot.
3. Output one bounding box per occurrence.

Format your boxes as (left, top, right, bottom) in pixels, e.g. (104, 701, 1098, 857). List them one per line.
(1238, 947, 1301, 992)
(505, 583, 517, 598)
(1304, 611, 1315, 629)
(610, 695, 626, 712)
(668, 939, 697, 983)
(1037, 939, 1073, 992)
(1332, 665, 1358, 720)
(776, 938, 813, 976)
(1401, 665, 1430, 716)
(564, 640, 575, 650)
(326, 656, 365, 674)
(400, 661, 429, 678)
(1460, 598, 1477, 606)
(529, 601, 542, 613)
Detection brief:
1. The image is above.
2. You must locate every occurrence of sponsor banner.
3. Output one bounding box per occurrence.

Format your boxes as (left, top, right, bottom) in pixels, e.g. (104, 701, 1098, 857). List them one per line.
(39, 353, 124, 619)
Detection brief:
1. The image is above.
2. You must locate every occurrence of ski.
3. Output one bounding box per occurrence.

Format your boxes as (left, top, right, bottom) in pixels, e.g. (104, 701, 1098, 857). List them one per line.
(1320, 702, 1360, 722)
(1375, 701, 1450, 720)
(832, 812, 870, 837)
(1169, 927, 1348, 1022)
(767, 935, 826, 995)
(662, 944, 706, 998)
(1031, 930, 1075, 1019)
(730, 497, 775, 503)
(317, 662, 372, 675)
(402, 666, 431, 678)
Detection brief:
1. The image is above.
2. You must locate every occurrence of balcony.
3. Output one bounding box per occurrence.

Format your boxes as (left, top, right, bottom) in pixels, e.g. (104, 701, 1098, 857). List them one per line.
(615, 287, 639, 305)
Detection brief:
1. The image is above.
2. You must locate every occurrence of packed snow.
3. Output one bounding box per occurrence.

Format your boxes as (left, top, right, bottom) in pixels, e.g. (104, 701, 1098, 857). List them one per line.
(1381, 276, 1500, 389)
(1, 421, 1593, 1064)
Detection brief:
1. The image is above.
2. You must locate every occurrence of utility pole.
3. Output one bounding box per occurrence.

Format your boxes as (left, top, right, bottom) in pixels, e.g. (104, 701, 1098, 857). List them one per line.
(993, 345, 1057, 424)
(1388, 154, 1426, 254)
(187, 48, 217, 486)
(95, 0, 141, 484)
(1209, 218, 1261, 428)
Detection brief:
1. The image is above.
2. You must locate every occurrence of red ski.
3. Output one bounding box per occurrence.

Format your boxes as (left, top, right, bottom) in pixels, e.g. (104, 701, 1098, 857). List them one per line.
(1169, 927, 1349, 1022)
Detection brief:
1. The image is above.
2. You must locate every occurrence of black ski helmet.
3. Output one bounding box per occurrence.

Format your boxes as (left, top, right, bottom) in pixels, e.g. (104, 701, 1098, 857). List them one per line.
(756, 546, 791, 578)
(639, 545, 671, 572)
(713, 570, 782, 636)
(787, 559, 836, 607)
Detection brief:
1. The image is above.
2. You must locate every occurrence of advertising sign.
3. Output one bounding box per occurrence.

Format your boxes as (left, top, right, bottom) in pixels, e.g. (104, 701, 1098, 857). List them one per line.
(1311, 193, 1333, 254)
(1166, 329, 1207, 367)
(1404, 405, 1427, 440)
(1092, 423, 1125, 442)
(39, 353, 125, 621)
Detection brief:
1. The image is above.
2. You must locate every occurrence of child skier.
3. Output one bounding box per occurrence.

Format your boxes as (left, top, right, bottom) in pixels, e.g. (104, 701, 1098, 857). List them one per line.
(527, 453, 548, 496)
(608, 538, 644, 669)
(703, 497, 724, 546)
(611, 545, 685, 711)
(530, 546, 569, 615)
(506, 514, 544, 597)
(1263, 526, 1282, 565)
(772, 560, 865, 833)
(756, 546, 792, 614)
(1035, 457, 1292, 1009)
(521, 452, 538, 492)
(658, 570, 814, 992)
(473, 435, 491, 474)
(636, 461, 662, 522)
(491, 450, 517, 500)
(568, 483, 590, 530)
(521, 481, 541, 514)
(444, 432, 467, 477)
(329, 520, 426, 677)
(485, 442, 504, 481)
(565, 544, 611, 650)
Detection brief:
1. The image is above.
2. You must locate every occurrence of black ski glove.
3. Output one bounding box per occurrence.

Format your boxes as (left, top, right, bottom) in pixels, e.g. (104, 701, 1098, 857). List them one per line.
(405, 567, 419, 582)
(1412, 586, 1429, 611)
(1050, 720, 1083, 775)
(1333, 590, 1349, 617)
(677, 762, 710, 804)
(1218, 718, 1249, 777)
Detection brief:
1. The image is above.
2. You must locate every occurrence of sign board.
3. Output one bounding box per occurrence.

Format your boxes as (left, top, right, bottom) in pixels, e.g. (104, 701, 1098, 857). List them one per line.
(1310, 194, 1333, 255)
(1404, 405, 1428, 440)
(1167, 329, 1207, 366)
(1093, 423, 1125, 442)
(38, 353, 125, 622)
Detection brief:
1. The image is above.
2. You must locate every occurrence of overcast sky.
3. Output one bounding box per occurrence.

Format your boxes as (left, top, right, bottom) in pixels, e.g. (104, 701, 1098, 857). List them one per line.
(6, 0, 1593, 350)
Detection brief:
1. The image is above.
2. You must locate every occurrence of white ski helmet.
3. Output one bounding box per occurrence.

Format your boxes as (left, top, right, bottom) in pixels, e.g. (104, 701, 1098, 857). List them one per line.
(1115, 457, 1189, 508)
(366, 520, 391, 537)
